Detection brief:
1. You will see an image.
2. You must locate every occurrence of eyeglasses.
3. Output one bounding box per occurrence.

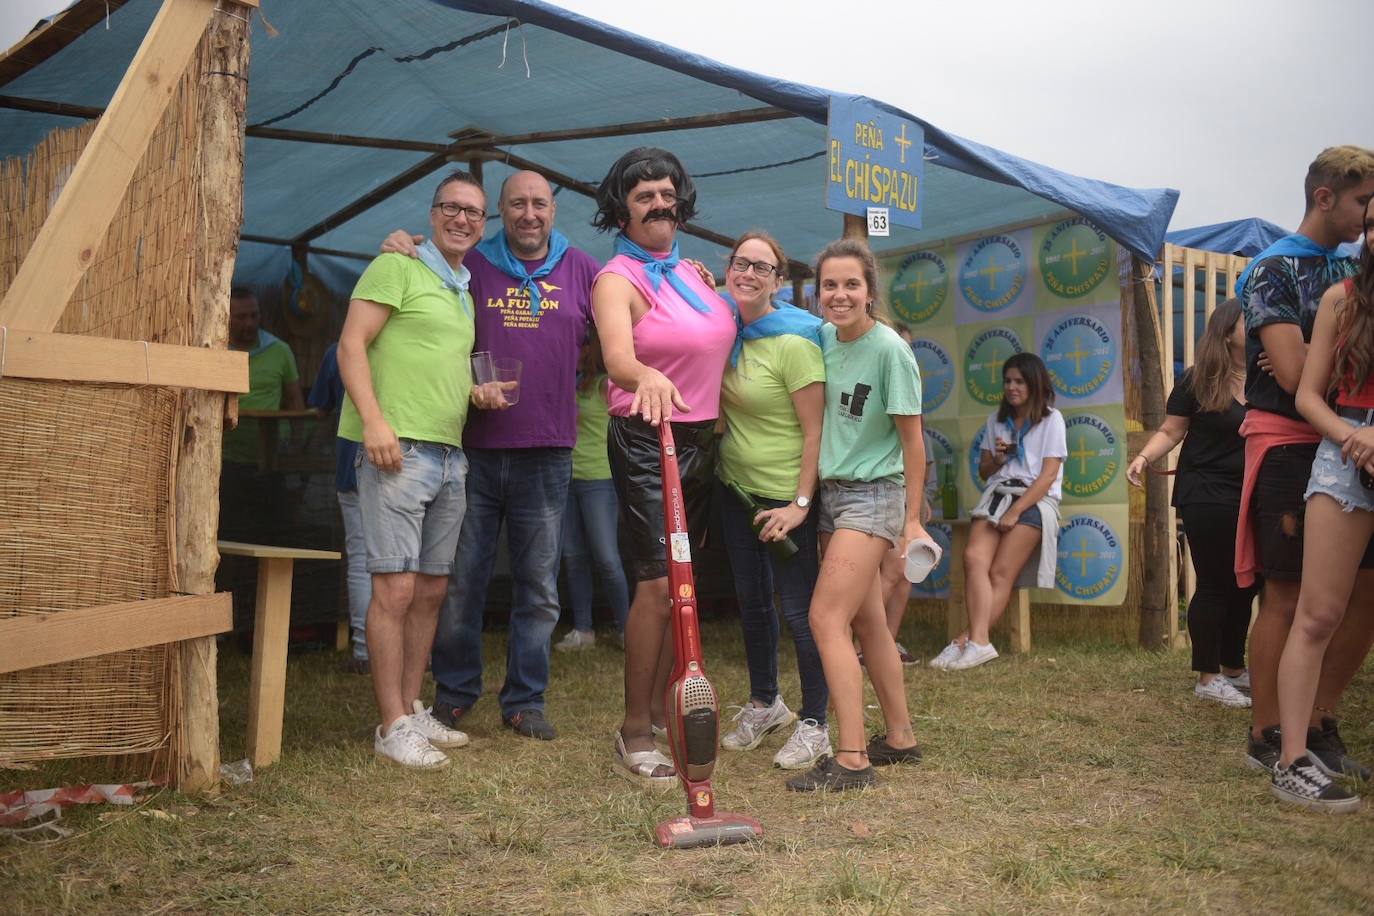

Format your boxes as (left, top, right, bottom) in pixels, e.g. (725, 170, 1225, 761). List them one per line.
(432, 202, 486, 221)
(728, 256, 780, 278)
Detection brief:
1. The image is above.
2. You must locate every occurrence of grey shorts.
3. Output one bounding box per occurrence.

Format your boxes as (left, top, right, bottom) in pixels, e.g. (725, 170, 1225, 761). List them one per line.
(818, 478, 906, 548)
(1306, 417, 1374, 514)
(355, 439, 468, 576)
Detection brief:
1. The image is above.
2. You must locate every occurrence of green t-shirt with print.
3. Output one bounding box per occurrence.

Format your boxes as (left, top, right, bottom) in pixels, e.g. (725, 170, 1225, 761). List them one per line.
(223, 333, 299, 465)
(338, 253, 475, 448)
(718, 335, 826, 500)
(819, 321, 922, 482)
(571, 375, 612, 481)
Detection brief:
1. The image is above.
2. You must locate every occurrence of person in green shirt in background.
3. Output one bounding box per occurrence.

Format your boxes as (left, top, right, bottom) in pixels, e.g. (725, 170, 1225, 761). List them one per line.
(787, 238, 929, 793)
(555, 330, 631, 651)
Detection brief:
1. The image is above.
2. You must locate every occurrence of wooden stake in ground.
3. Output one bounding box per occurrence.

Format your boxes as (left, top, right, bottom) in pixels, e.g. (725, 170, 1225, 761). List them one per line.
(1130, 255, 1172, 649)
(174, 3, 252, 793)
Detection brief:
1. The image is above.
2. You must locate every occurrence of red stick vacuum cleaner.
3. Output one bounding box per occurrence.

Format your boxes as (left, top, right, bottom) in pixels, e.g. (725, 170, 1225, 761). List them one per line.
(654, 420, 764, 850)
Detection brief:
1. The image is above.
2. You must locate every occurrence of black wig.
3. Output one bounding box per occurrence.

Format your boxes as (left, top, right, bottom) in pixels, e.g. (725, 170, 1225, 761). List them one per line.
(592, 147, 698, 233)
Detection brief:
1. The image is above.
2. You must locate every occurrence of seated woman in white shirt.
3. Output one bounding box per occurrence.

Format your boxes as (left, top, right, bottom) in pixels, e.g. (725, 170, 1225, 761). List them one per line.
(933, 353, 1066, 671)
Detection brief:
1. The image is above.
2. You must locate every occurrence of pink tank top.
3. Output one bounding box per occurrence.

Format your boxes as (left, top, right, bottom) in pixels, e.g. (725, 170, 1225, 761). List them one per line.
(597, 254, 737, 422)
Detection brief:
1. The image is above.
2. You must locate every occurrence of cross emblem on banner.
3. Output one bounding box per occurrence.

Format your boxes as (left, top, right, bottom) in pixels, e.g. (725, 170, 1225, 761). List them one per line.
(1063, 238, 1087, 275)
(1065, 336, 1090, 375)
(1070, 433, 1095, 475)
(1072, 536, 1098, 577)
(895, 123, 913, 164)
(979, 259, 1005, 292)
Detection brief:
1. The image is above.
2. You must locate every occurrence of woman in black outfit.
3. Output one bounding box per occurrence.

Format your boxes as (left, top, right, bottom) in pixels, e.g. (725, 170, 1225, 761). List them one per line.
(1127, 299, 1255, 707)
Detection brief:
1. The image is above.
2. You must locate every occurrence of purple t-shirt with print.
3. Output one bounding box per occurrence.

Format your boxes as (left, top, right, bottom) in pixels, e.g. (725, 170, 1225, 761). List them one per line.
(462, 245, 599, 449)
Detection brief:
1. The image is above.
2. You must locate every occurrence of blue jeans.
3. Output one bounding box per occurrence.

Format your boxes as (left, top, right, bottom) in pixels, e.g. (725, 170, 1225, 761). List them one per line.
(432, 447, 571, 717)
(716, 479, 827, 724)
(561, 478, 630, 633)
(338, 489, 372, 661)
(355, 440, 468, 575)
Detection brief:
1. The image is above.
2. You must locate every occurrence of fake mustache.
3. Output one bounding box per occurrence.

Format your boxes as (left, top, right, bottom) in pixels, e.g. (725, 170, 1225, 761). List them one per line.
(641, 208, 678, 224)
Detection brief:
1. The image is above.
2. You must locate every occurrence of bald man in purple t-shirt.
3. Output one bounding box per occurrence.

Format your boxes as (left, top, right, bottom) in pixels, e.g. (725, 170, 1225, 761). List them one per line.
(384, 171, 598, 740)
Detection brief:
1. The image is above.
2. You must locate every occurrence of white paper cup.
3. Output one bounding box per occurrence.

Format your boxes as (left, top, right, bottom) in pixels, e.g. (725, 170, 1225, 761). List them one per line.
(903, 536, 942, 584)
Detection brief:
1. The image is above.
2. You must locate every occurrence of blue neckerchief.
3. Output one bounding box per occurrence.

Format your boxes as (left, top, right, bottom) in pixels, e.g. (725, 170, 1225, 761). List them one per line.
(1008, 415, 1033, 464)
(1234, 233, 1344, 299)
(415, 240, 472, 315)
(249, 328, 284, 357)
(723, 293, 823, 368)
(476, 229, 569, 317)
(613, 233, 712, 314)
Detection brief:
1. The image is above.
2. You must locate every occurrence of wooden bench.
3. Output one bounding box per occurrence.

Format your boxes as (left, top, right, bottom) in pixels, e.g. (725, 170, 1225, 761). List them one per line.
(943, 519, 1033, 654)
(218, 540, 342, 769)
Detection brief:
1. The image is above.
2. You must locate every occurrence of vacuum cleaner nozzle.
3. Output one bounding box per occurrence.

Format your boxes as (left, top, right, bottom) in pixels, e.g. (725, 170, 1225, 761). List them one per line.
(655, 813, 764, 849)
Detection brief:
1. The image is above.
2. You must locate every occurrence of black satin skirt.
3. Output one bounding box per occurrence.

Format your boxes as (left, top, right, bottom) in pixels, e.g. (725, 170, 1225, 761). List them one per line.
(607, 415, 717, 581)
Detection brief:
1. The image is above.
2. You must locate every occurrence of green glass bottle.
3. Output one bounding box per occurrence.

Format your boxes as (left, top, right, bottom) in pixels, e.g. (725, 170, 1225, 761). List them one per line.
(726, 480, 800, 561)
(940, 461, 959, 521)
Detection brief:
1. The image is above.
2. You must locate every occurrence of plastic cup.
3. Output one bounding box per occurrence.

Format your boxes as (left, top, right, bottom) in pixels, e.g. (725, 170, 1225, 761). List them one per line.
(494, 357, 522, 406)
(470, 351, 495, 384)
(903, 536, 943, 584)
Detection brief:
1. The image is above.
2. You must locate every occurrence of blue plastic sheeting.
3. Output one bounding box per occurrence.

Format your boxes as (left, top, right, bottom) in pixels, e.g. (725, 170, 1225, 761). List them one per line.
(1, 0, 1178, 293)
(1164, 218, 1289, 257)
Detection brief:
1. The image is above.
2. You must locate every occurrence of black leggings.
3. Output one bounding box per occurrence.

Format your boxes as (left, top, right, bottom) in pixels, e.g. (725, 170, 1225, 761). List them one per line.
(1180, 502, 1256, 674)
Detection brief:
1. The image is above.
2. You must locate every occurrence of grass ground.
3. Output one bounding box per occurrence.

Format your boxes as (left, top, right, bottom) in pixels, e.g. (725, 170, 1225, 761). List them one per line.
(3, 617, 1372, 915)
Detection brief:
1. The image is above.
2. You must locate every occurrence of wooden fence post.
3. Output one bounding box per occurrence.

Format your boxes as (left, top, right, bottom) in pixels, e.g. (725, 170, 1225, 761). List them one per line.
(175, 3, 252, 792)
(1132, 255, 1171, 649)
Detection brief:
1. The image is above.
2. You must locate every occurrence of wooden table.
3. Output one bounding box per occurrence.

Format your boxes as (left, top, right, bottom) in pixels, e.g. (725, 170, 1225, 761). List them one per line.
(218, 540, 342, 769)
(943, 519, 1033, 654)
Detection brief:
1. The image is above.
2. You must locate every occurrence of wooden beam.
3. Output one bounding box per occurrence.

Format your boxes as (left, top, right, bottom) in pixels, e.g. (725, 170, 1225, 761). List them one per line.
(291, 152, 449, 244)
(447, 106, 796, 151)
(0, 0, 132, 88)
(1, 328, 249, 392)
(246, 124, 448, 153)
(0, 94, 105, 119)
(0, 0, 218, 333)
(0, 594, 232, 675)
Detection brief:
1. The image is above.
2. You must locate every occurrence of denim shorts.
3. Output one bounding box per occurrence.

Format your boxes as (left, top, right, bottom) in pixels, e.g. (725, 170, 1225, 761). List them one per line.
(984, 488, 1042, 529)
(1306, 417, 1374, 513)
(355, 439, 468, 576)
(817, 478, 906, 548)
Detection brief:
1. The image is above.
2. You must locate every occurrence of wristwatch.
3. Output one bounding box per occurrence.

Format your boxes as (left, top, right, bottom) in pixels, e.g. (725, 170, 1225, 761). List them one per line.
(795, 494, 811, 509)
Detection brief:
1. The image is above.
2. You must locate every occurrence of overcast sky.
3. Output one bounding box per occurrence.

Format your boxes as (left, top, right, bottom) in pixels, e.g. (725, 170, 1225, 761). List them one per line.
(3, 0, 1371, 232)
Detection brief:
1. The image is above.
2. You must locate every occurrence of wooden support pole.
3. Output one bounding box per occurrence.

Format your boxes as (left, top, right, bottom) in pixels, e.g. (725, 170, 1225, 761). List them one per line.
(1007, 590, 1032, 654)
(0, 1, 133, 88)
(1131, 255, 1172, 649)
(947, 522, 969, 640)
(842, 212, 867, 240)
(0, 0, 218, 333)
(173, 3, 251, 793)
(0, 329, 248, 392)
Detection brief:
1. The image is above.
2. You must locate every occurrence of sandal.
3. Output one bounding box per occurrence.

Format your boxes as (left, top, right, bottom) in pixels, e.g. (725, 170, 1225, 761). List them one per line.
(613, 731, 678, 790)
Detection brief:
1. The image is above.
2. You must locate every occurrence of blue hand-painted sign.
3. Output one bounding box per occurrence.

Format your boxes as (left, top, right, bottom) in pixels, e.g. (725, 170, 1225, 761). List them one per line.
(826, 96, 924, 229)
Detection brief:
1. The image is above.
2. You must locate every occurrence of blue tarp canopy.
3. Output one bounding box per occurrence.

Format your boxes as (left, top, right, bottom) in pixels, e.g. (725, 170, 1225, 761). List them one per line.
(1, 0, 1179, 294)
(1164, 218, 1288, 257)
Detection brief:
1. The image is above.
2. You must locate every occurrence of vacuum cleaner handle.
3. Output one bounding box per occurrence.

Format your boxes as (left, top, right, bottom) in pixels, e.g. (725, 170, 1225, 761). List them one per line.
(657, 420, 704, 674)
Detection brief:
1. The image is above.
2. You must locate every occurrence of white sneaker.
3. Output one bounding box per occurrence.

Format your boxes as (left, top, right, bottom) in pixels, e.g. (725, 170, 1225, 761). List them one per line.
(1224, 670, 1251, 695)
(554, 629, 596, 652)
(374, 719, 450, 770)
(929, 641, 964, 670)
(720, 695, 796, 751)
(1195, 677, 1251, 708)
(408, 700, 470, 748)
(947, 640, 999, 671)
(773, 718, 830, 770)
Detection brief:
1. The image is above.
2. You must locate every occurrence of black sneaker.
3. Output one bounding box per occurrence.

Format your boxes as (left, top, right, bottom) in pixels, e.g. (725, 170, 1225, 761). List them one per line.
(1270, 755, 1361, 813)
(504, 708, 557, 741)
(1245, 725, 1281, 771)
(865, 734, 923, 766)
(785, 755, 876, 792)
(1308, 718, 1371, 782)
(432, 699, 472, 729)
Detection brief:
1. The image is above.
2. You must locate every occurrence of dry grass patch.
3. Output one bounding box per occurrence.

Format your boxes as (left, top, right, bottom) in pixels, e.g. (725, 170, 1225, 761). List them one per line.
(3, 620, 1372, 914)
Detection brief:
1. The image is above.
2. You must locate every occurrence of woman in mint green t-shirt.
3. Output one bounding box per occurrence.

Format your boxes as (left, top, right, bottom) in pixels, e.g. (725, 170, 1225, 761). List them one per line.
(786, 238, 930, 793)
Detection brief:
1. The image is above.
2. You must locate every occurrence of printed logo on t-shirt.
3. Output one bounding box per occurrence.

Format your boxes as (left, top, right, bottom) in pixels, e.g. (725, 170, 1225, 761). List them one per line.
(838, 383, 873, 420)
(485, 285, 562, 330)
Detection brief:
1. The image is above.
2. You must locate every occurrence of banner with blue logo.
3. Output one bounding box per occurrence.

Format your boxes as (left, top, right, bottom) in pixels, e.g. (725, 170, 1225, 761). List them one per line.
(880, 214, 1129, 606)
